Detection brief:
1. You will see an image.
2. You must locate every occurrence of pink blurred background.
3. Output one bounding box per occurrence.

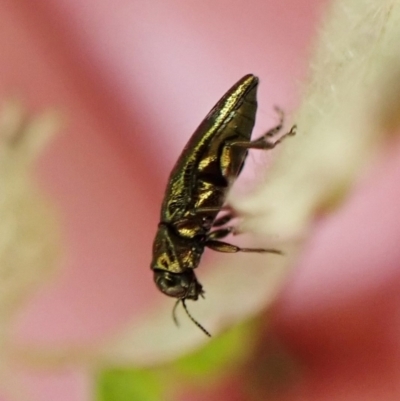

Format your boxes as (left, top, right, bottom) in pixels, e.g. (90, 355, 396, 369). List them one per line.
(9, 1, 400, 400)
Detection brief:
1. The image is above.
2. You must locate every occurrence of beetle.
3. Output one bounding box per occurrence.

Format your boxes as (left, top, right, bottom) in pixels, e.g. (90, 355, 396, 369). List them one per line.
(151, 74, 295, 336)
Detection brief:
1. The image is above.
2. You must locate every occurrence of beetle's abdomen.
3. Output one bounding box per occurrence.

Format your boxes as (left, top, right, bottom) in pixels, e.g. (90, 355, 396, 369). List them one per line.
(161, 75, 259, 223)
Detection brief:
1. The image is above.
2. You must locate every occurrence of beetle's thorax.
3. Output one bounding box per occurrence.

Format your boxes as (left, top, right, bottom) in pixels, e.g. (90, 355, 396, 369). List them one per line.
(151, 223, 204, 274)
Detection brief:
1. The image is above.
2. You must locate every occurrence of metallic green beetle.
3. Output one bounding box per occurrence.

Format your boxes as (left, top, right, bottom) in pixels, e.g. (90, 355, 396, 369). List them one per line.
(151, 74, 295, 336)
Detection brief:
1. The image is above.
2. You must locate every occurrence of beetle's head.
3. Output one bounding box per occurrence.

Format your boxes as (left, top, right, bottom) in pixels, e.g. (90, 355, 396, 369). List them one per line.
(154, 269, 210, 337)
(151, 224, 210, 336)
(153, 269, 204, 300)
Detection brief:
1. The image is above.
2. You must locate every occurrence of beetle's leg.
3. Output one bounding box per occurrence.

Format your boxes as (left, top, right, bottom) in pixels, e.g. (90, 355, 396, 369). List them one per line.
(256, 106, 290, 140)
(219, 109, 295, 179)
(192, 205, 231, 215)
(189, 206, 222, 215)
(205, 237, 282, 254)
(208, 227, 234, 240)
(230, 107, 295, 150)
(212, 213, 234, 228)
(262, 106, 284, 138)
(232, 124, 296, 150)
(187, 206, 233, 224)
(251, 123, 296, 149)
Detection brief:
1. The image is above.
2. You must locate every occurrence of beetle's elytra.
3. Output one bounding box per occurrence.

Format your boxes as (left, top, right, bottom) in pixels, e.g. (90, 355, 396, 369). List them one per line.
(151, 74, 295, 336)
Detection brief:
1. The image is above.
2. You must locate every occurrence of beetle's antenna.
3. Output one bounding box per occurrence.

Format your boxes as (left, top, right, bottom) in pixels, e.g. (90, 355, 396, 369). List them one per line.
(181, 299, 211, 337)
(172, 299, 180, 327)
